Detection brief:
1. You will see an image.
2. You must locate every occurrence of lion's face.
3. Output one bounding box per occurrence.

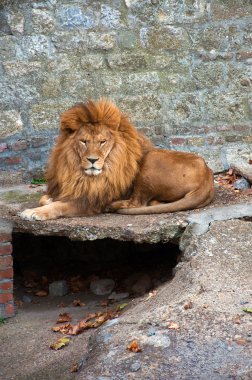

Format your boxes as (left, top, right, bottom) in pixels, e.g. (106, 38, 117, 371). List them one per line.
(75, 124, 115, 176)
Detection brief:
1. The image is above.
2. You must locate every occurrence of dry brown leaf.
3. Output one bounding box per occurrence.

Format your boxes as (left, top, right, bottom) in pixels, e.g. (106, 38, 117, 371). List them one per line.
(70, 362, 79, 373)
(233, 315, 242, 324)
(35, 290, 48, 297)
(100, 299, 110, 307)
(72, 299, 85, 307)
(127, 340, 142, 353)
(57, 313, 72, 323)
(52, 323, 72, 334)
(167, 322, 180, 330)
(234, 338, 247, 346)
(248, 159, 252, 165)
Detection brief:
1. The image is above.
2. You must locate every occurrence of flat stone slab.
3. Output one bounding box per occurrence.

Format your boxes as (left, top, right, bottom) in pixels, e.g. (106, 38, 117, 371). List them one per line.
(0, 184, 251, 244)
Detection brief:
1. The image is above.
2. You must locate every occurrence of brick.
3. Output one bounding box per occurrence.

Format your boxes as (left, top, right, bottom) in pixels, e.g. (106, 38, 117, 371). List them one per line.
(0, 156, 22, 165)
(170, 138, 187, 146)
(0, 233, 12, 243)
(0, 256, 13, 269)
(5, 302, 15, 317)
(0, 268, 14, 278)
(0, 293, 13, 303)
(0, 281, 13, 291)
(0, 243, 12, 255)
(236, 52, 252, 61)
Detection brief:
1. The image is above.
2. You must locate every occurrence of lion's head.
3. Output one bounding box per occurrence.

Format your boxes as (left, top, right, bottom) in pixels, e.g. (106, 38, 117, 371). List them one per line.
(45, 98, 153, 213)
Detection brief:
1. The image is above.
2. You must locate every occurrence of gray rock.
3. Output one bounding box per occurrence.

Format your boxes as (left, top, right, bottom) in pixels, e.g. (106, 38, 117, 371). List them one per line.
(130, 361, 141, 372)
(22, 295, 32, 303)
(108, 291, 129, 300)
(49, 280, 69, 296)
(90, 279, 115, 296)
(233, 178, 250, 190)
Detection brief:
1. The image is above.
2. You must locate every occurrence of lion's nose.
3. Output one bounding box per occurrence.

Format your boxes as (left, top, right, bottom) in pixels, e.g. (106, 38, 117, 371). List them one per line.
(87, 157, 98, 164)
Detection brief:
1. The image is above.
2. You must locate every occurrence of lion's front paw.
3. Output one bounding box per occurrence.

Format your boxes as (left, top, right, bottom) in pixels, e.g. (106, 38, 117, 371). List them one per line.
(109, 200, 135, 210)
(19, 208, 49, 221)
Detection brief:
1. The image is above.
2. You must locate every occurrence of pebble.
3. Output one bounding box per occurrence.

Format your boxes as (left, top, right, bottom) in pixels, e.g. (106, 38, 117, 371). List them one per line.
(233, 178, 250, 190)
(147, 326, 156, 336)
(22, 295, 32, 303)
(49, 280, 69, 296)
(90, 278, 115, 296)
(108, 291, 129, 300)
(130, 361, 141, 372)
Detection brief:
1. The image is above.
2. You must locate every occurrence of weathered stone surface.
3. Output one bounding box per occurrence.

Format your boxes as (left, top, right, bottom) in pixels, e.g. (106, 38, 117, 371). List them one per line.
(29, 101, 72, 130)
(0, 111, 23, 138)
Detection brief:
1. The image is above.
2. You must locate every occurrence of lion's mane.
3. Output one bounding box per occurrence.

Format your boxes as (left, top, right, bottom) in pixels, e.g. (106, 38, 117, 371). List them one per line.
(45, 99, 153, 213)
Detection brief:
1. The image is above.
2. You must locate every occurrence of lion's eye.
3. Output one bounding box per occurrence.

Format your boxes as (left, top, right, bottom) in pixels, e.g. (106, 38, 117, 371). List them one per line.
(100, 140, 106, 146)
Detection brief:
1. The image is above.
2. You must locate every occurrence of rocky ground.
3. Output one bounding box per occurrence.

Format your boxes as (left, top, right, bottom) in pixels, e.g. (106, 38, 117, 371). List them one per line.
(0, 178, 252, 379)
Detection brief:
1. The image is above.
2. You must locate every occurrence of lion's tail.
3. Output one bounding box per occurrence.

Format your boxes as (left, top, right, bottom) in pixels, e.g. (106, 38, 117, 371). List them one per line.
(117, 190, 214, 215)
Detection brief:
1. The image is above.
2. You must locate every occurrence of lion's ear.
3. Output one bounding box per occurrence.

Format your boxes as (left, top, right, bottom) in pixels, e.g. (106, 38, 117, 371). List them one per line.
(60, 108, 83, 133)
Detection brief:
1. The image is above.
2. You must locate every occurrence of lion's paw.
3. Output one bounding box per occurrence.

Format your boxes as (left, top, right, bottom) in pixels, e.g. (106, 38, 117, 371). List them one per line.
(19, 208, 48, 221)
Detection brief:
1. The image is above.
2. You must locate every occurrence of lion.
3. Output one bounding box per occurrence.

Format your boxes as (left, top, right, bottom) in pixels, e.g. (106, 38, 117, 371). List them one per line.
(20, 98, 214, 221)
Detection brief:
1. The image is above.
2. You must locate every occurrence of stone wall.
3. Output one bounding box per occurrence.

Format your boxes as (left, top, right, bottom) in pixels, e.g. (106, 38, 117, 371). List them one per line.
(0, 0, 252, 183)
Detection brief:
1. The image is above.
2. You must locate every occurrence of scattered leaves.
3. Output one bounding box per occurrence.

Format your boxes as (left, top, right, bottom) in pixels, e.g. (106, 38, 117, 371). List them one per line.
(248, 159, 252, 165)
(127, 340, 142, 353)
(52, 310, 119, 336)
(50, 336, 70, 350)
(72, 299, 85, 307)
(35, 290, 48, 297)
(243, 307, 252, 313)
(70, 362, 79, 373)
(57, 302, 66, 308)
(167, 322, 180, 330)
(57, 313, 72, 323)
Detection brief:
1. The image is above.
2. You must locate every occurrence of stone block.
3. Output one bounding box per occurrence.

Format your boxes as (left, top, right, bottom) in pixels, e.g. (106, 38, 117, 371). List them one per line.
(147, 26, 190, 51)
(80, 54, 105, 70)
(29, 100, 72, 130)
(0, 36, 17, 60)
(49, 280, 69, 296)
(18, 35, 52, 59)
(56, 6, 94, 29)
(123, 72, 160, 94)
(6, 11, 24, 34)
(52, 31, 88, 53)
(0, 111, 23, 139)
(100, 5, 121, 29)
(106, 53, 147, 70)
(192, 62, 225, 89)
(3, 60, 43, 77)
(211, 0, 252, 20)
(32, 9, 56, 34)
(88, 32, 116, 50)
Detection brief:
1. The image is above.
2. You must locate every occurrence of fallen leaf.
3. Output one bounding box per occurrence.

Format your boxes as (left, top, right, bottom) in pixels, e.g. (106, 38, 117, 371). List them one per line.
(35, 290, 48, 297)
(15, 299, 23, 308)
(57, 302, 66, 308)
(167, 322, 180, 330)
(57, 313, 72, 323)
(72, 299, 85, 307)
(117, 303, 128, 310)
(100, 299, 110, 307)
(248, 159, 252, 164)
(233, 315, 241, 324)
(52, 323, 72, 334)
(127, 340, 142, 353)
(70, 362, 79, 373)
(50, 336, 70, 350)
(234, 338, 247, 346)
(243, 307, 252, 313)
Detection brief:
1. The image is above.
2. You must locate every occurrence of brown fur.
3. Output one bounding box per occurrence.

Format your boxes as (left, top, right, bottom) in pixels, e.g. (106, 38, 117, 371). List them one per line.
(20, 98, 214, 221)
